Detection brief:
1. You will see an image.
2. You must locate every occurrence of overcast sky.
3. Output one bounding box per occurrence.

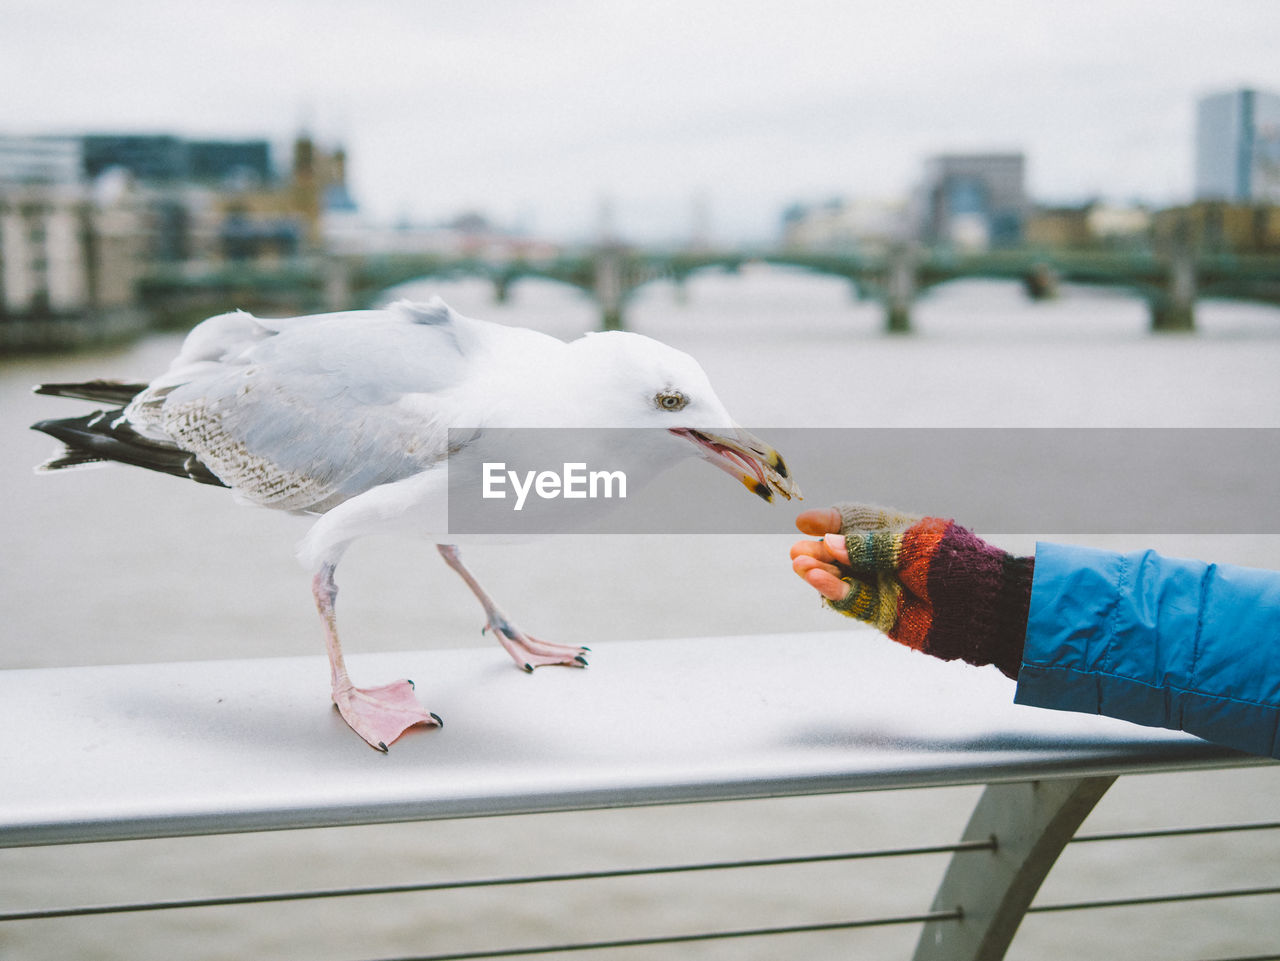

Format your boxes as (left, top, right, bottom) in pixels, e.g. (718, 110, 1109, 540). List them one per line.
(5, 0, 1277, 243)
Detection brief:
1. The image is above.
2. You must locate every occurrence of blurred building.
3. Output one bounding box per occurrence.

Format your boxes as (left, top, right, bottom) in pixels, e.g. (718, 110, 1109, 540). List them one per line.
(1195, 88, 1280, 203)
(74, 132, 357, 262)
(82, 134, 189, 182)
(0, 180, 149, 318)
(76, 133, 299, 262)
(0, 129, 360, 332)
(81, 134, 273, 186)
(0, 135, 83, 185)
(1025, 201, 1151, 249)
(187, 140, 273, 186)
(1152, 201, 1280, 254)
(193, 133, 355, 260)
(918, 153, 1028, 250)
(287, 133, 352, 251)
(1, 136, 146, 317)
(780, 197, 909, 254)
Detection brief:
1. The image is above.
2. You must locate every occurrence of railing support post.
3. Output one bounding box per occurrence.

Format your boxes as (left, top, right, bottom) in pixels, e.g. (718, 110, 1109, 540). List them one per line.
(912, 776, 1116, 961)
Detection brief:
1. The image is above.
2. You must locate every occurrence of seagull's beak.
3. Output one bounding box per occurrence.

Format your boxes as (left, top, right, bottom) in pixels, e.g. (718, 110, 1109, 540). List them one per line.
(670, 426, 802, 503)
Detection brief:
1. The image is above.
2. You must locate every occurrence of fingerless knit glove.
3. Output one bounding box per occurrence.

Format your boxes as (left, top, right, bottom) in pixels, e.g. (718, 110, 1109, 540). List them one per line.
(826, 503, 1034, 679)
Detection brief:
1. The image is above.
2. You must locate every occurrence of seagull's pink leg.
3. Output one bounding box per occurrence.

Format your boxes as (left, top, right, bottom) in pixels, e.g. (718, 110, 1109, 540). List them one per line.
(436, 544, 590, 673)
(313, 564, 442, 751)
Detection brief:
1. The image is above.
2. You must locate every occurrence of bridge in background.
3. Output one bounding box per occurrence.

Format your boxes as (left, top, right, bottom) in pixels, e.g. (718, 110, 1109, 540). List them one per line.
(138, 244, 1280, 335)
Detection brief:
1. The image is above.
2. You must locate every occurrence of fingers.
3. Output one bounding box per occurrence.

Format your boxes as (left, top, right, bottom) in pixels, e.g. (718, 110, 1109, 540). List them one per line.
(792, 527, 896, 576)
(792, 540, 883, 625)
(794, 507, 844, 537)
(802, 566, 853, 602)
(791, 551, 846, 582)
(806, 566, 881, 625)
(792, 552, 859, 605)
(789, 536, 843, 565)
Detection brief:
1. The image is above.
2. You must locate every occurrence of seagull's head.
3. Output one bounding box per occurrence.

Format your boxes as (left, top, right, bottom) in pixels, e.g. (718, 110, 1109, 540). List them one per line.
(564, 331, 801, 503)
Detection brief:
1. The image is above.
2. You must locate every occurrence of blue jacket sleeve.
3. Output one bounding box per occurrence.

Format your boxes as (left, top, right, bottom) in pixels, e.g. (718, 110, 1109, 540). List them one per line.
(1014, 542, 1280, 759)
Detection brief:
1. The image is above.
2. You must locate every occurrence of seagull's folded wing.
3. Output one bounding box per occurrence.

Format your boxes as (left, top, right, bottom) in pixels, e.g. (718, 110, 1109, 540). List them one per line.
(129, 301, 480, 512)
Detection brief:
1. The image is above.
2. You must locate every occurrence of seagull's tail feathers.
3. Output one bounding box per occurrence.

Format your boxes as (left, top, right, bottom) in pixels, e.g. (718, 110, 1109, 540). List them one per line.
(33, 379, 149, 406)
(31, 406, 228, 488)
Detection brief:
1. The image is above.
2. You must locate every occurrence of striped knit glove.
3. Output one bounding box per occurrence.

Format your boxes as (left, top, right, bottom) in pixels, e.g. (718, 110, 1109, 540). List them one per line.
(825, 504, 1034, 680)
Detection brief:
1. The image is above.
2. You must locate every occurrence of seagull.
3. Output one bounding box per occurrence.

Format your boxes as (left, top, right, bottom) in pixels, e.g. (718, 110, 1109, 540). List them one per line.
(31, 298, 800, 751)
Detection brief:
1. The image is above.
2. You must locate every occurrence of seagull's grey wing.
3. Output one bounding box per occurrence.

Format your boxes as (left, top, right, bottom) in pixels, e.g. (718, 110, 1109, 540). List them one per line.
(142, 301, 478, 512)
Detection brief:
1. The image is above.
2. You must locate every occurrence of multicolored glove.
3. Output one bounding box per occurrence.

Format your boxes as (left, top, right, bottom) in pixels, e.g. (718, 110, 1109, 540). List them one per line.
(818, 503, 1034, 679)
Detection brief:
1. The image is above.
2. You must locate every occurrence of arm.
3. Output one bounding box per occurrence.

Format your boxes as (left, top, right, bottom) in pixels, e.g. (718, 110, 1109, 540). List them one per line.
(792, 504, 1280, 759)
(1017, 541, 1280, 759)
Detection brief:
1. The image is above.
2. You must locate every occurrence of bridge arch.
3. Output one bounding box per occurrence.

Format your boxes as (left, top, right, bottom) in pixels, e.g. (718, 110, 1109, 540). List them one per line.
(339, 255, 599, 311)
(317, 246, 1280, 333)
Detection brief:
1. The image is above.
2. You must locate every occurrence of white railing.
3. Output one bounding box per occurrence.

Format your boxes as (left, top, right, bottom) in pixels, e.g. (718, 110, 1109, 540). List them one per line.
(2, 630, 1276, 960)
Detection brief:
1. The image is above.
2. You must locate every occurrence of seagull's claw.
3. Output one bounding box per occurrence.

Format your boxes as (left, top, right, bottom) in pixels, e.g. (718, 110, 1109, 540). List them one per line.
(488, 621, 591, 672)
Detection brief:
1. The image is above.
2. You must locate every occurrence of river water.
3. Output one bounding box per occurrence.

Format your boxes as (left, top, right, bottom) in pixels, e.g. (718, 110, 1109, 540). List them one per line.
(2, 267, 1279, 959)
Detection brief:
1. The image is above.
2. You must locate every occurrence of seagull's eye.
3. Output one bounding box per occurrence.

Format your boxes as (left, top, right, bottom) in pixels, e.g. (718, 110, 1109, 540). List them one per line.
(655, 390, 688, 412)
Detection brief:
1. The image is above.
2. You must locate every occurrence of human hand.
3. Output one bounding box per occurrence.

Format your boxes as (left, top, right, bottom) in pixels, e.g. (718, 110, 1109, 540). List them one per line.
(790, 505, 921, 616)
(789, 506, 850, 602)
(789, 503, 1033, 679)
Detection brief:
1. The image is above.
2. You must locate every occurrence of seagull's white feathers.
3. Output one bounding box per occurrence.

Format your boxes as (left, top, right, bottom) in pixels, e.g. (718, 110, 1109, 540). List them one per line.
(120, 298, 736, 526)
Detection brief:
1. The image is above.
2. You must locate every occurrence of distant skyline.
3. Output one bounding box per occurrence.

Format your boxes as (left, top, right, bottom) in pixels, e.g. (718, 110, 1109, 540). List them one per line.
(4, 0, 1277, 243)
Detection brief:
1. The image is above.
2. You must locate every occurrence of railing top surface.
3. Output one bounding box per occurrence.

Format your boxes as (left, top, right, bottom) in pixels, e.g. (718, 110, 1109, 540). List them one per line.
(0, 630, 1259, 847)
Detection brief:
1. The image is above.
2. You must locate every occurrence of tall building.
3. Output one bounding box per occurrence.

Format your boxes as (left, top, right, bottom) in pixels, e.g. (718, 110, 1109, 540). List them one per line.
(1195, 88, 1280, 203)
(918, 153, 1027, 250)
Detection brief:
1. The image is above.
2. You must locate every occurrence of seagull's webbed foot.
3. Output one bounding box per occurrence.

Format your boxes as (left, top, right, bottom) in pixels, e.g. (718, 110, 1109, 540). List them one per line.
(437, 544, 590, 674)
(331, 677, 443, 753)
(485, 618, 590, 673)
(315, 563, 441, 752)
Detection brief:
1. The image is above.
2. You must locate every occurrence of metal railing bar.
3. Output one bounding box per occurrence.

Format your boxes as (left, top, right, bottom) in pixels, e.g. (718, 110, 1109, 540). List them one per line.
(0, 839, 994, 923)
(1191, 954, 1280, 961)
(362, 909, 965, 961)
(1073, 821, 1280, 844)
(1028, 884, 1280, 915)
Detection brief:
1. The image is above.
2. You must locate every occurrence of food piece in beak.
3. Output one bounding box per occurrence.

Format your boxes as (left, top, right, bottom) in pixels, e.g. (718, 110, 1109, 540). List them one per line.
(670, 426, 802, 502)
